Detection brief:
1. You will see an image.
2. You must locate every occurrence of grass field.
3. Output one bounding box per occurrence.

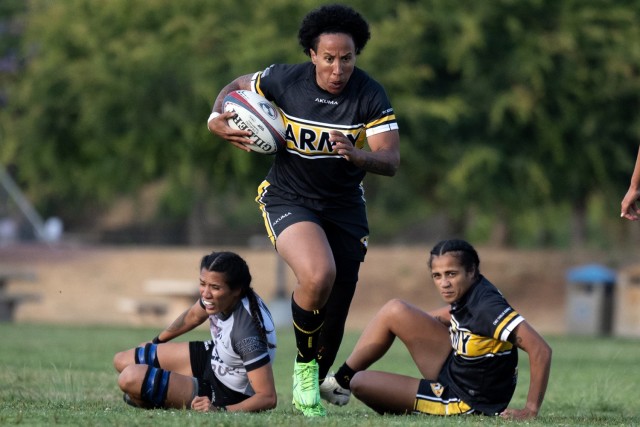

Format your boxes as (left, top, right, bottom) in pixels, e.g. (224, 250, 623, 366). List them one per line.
(1, 323, 639, 426)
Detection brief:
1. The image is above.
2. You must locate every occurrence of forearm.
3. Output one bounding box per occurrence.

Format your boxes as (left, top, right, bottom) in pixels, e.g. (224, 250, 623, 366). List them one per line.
(155, 306, 205, 342)
(225, 365, 277, 412)
(353, 129, 400, 176)
(226, 392, 277, 413)
(353, 149, 400, 176)
(516, 322, 552, 415)
(503, 321, 552, 419)
(620, 147, 640, 219)
(210, 74, 253, 115)
(629, 146, 640, 191)
(524, 345, 552, 414)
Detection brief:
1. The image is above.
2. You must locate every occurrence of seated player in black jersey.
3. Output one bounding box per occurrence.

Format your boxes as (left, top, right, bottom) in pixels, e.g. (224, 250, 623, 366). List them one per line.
(113, 251, 277, 413)
(324, 239, 552, 420)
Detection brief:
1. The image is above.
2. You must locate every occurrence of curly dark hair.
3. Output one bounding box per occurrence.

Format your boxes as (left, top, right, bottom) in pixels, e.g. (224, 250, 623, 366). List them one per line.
(298, 4, 371, 56)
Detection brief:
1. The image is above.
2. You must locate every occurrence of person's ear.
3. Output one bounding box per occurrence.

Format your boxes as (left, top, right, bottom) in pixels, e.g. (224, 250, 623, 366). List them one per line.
(468, 266, 477, 278)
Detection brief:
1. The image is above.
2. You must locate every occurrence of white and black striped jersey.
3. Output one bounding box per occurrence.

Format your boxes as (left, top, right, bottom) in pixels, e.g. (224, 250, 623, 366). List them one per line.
(207, 295, 276, 395)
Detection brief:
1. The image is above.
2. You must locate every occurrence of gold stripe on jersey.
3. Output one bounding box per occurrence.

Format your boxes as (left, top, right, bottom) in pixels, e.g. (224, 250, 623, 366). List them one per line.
(493, 310, 520, 340)
(458, 334, 514, 358)
(365, 114, 397, 130)
(450, 316, 514, 358)
(255, 181, 276, 247)
(414, 396, 473, 415)
(252, 72, 264, 96)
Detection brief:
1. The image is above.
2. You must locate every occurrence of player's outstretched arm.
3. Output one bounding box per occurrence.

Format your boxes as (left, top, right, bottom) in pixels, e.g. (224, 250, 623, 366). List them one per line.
(621, 146, 640, 221)
(151, 299, 209, 344)
(500, 321, 552, 420)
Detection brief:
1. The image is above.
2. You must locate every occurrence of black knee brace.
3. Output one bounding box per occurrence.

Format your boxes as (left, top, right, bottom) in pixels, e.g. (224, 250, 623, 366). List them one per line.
(140, 366, 171, 408)
(135, 343, 161, 367)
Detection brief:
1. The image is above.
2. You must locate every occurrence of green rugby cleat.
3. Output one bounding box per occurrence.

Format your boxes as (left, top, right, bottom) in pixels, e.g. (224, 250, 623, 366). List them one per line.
(292, 359, 326, 416)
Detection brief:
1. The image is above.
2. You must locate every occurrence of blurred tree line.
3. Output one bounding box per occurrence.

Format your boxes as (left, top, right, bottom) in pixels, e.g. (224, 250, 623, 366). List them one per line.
(0, 0, 639, 248)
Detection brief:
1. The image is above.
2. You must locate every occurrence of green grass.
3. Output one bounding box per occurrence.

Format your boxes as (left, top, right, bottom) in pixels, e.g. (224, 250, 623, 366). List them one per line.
(1, 323, 639, 426)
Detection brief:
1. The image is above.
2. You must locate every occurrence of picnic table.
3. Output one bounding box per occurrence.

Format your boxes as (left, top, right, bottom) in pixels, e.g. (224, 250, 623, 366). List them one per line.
(0, 269, 39, 322)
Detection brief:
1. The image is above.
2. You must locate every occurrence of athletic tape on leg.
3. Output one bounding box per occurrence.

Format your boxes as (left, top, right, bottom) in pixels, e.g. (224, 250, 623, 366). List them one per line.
(135, 343, 160, 367)
(140, 366, 171, 407)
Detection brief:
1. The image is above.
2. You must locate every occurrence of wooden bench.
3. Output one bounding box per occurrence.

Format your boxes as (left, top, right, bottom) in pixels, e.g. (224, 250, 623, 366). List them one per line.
(0, 270, 39, 322)
(0, 270, 37, 293)
(0, 293, 40, 321)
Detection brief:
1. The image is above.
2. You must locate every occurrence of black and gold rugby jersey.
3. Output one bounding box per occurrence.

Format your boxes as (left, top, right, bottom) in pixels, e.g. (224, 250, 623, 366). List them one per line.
(251, 62, 398, 206)
(441, 276, 525, 415)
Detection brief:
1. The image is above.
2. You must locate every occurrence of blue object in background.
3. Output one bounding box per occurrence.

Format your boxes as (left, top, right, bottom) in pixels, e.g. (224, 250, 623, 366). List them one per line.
(566, 264, 616, 285)
(565, 264, 616, 336)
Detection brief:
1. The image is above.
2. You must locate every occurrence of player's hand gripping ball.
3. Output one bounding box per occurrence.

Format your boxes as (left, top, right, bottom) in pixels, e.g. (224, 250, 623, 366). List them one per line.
(223, 90, 286, 155)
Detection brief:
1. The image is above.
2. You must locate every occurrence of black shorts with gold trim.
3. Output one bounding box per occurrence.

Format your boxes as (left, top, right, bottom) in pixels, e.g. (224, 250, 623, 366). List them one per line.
(414, 380, 475, 416)
(255, 181, 369, 261)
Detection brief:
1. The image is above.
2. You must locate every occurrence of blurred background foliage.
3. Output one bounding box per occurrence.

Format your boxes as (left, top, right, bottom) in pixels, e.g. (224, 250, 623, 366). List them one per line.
(0, 0, 639, 248)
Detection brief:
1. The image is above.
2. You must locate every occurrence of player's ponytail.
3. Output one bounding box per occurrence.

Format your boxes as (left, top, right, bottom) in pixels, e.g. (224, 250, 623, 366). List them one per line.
(245, 286, 276, 349)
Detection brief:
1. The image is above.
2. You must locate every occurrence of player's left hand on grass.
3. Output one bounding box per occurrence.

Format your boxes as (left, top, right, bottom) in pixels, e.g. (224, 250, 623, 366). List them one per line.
(191, 396, 226, 413)
(191, 396, 212, 412)
(500, 407, 537, 420)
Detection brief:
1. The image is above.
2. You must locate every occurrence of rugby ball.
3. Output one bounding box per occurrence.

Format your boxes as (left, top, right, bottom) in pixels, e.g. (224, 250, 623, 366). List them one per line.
(223, 90, 286, 155)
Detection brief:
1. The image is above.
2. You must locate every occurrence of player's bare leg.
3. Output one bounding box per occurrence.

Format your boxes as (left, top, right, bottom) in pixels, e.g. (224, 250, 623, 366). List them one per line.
(276, 221, 336, 416)
(346, 299, 451, 381)
(118, 364, 197, 409)
(351, 371, 421, 414)
(276, 221, 335, 311)
(342, 299, 451, 413)
(113, 342, 192, 376)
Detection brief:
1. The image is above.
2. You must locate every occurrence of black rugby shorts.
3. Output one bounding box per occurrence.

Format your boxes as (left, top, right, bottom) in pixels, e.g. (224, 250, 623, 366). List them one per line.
(189, 341, 247, 406)
(255, 182, 369, 261)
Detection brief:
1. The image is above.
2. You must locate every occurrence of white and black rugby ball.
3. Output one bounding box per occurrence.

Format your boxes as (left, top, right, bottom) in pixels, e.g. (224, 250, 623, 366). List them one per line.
(223, 90, 286, 155)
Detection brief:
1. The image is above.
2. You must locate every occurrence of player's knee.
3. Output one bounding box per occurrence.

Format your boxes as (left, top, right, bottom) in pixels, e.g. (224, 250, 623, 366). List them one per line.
(113, 350, 129, 373)
(117, 365, 140, 394)
(380, 298, 411, 320)
(309, 266, 336, 289)
(298, 268, 336, 302)
(349, 371, 367, 399)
